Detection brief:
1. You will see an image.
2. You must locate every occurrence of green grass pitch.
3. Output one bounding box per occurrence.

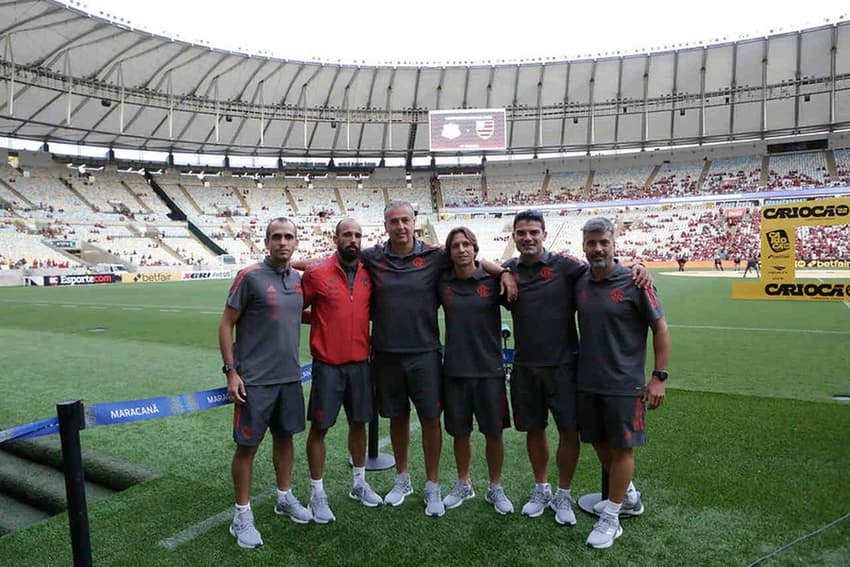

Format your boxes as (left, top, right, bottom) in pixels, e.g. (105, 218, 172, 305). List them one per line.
(0, 271, 848, 566)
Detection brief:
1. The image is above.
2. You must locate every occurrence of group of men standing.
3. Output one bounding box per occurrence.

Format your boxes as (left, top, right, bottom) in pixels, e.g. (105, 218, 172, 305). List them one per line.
(218, 201, 670, 551)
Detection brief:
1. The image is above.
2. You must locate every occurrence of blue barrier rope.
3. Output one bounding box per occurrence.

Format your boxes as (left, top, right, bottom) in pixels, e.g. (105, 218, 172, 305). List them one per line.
(0, 416, 61, 444)
(0, 349, 516, 445)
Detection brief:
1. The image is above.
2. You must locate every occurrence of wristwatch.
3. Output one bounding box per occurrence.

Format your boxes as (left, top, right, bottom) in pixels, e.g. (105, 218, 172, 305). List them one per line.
(222, 363, 237, 374)
(651, 370, 668, 382)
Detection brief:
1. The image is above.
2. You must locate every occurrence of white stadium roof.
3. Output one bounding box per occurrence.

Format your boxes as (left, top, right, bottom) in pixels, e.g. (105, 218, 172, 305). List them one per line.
(1, 0, 849, 160)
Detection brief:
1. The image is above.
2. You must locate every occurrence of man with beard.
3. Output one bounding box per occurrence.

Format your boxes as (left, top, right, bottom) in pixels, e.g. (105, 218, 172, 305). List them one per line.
(503, 209, 651, 528)
(301, 218, 383, 523)
(576, 216, 669, 549)
(219, 217, 311, 549)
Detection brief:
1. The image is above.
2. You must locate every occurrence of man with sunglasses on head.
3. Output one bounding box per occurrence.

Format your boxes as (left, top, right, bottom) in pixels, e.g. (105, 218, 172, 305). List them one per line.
(363, 200, 516, 518)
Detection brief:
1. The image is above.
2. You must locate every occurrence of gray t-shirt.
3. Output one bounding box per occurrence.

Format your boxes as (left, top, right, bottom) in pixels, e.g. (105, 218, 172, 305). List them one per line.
(361, 239, 449, 353)
(575, 263, 665, 396)
(439, 266, 504, 378)
(226, 258, 303, 386)
(502, 250, 586, 366)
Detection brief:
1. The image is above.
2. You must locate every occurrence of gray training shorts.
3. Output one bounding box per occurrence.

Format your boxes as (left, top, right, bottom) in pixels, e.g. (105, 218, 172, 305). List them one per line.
(233, 382, 305, 445)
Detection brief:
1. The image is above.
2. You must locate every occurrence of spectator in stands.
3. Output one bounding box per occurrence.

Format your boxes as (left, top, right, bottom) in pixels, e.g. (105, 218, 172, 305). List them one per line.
(219, 217, 312, 550)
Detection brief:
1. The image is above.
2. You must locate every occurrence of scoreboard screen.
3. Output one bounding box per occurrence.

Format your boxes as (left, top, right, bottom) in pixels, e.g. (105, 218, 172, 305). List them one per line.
(428, 108, 506, 152)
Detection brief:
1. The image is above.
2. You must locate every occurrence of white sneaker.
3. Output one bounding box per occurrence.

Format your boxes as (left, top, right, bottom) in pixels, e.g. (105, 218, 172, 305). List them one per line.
(274, 492, 312, 524)
(309, 492, 336, 524)
(586, 515, 623, 549)
(592, 491, 645, 517)
(521, 483, 552, 518)
(442, 479, 475, 510)
(484, 485, 514, 515)
(350, 482, 383, 507)
(423, 481, 445, 517)
(550, 488, 576, 526)
(384, 475, 414, 507)
(229, 508, 263, 549)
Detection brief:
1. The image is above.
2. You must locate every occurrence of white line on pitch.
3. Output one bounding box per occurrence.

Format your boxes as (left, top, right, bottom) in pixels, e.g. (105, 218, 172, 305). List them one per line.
(121, 307, 142, 311)
(0, 298, 216, 311)
(158, 420, 417, 551)
(747, 511, 850, 566)
(157, 488, 275, 551)
(156, 419, 416, 551)
(669, 324, 850, 335)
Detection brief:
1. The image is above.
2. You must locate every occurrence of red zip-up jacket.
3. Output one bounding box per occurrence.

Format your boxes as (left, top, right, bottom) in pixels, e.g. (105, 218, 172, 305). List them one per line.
(301, 253, 371, 365)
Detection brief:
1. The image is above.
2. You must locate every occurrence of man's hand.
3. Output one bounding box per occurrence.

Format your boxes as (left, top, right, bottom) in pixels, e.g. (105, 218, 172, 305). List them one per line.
(644, 376, 666, 409)
(227, 372, 247, 405)
(500, 271, 518, 302)
(630, 264, 653, 289)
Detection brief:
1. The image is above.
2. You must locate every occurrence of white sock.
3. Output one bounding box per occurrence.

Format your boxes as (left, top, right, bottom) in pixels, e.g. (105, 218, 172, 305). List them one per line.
(556, 487, 571, 496)
(536, 482, 551, 491)
(604, 500, 622, 518)
(489, 482, 501, 490)
(235, 502, 251, 512)
(353, 467, 366, 486)
(397, 472, 410, 482)
(276, 488, 291, 501)
(311, 478, 325, 495)
(627, 481, 636, 494)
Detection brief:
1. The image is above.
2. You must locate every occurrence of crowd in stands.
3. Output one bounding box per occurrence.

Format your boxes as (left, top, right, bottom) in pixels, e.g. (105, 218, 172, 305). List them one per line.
(1, 149, 848, 271)
(796, 225, 850, 262)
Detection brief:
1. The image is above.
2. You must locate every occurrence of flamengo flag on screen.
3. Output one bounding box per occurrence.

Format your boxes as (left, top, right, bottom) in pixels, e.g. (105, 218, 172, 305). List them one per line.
(429, 108, 507, 152)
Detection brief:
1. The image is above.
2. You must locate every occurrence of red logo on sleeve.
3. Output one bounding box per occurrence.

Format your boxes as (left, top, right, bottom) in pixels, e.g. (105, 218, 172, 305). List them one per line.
(610, 288, 624, 303)
(412, 257, 425, 269)
(539, 266, 554, 280)
(644, 286, 659, 308)
(477, 284, 490, 298)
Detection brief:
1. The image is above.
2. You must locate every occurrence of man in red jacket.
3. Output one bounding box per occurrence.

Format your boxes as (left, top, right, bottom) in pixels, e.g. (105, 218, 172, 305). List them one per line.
(301, 218, 383, 523)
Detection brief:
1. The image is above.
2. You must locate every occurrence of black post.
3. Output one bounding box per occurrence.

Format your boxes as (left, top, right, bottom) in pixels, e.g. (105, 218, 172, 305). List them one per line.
(361, 413, 395, 471)
(601, 467, 609, 501)
(57, 400, 92, 567)
(367, 414, 380, 459)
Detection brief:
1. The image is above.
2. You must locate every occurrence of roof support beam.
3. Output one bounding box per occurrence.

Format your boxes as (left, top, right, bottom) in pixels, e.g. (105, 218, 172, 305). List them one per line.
(3, 34, 13, 115)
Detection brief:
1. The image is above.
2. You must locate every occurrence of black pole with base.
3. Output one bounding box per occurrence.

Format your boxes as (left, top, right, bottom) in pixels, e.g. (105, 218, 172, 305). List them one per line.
(364, 413, 395, 470)
(57, 400, 93, 567)
(578, 467, 609, 516)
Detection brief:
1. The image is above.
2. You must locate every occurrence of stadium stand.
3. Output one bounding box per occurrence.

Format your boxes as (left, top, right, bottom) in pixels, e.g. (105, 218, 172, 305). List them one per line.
(1, 147, 847, 272)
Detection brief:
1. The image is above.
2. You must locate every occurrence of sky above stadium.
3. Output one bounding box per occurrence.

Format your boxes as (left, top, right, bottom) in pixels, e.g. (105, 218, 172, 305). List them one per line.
(60, 0, 849, 65)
